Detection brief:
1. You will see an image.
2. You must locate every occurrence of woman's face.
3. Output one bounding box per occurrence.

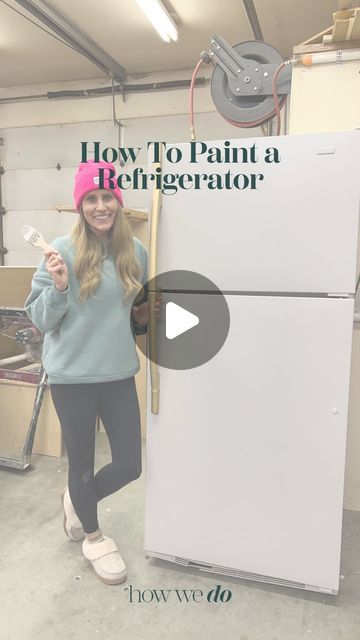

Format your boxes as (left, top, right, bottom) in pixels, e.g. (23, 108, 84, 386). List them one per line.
(81, 189, 119, 239)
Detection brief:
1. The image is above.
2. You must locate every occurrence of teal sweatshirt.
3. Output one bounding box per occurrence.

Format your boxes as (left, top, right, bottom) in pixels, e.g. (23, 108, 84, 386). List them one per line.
(25, 234, 148, 384)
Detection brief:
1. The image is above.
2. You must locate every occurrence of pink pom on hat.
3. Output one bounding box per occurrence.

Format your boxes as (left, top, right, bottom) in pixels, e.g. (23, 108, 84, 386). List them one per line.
(73, 160, 124, 211)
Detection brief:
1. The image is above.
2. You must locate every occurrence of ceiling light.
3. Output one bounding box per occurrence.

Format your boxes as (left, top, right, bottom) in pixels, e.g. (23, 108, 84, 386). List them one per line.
(136, 0, 178, 43)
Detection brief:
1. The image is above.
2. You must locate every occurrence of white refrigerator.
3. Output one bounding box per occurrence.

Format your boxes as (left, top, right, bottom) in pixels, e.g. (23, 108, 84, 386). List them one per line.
(144, 130, 360, 594)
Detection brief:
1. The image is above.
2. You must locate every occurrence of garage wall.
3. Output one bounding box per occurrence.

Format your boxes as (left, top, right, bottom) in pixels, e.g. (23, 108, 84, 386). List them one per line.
(0, 71, 262, 264)
(0, 75, 264, 448)
(2, 66, 358, 507)
(0, 69, 213, 128)
(289, 59, 360, 134)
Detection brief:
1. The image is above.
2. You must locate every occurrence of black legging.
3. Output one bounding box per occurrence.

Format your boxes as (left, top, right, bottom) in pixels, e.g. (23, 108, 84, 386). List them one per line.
(51, 378, 142, 534)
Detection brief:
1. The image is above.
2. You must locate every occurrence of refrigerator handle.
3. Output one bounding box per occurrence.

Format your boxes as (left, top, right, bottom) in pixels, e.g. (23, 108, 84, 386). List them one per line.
(149, 157, 162, 415)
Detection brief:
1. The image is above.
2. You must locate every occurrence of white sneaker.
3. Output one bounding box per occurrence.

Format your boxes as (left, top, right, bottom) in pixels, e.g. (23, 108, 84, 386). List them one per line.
(82, 536, 127, 585)
(61, 487, 85, 542)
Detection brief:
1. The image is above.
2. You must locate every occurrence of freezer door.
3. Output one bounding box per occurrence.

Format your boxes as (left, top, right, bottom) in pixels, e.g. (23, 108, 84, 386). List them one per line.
(151, 130, 359, 294)
(144, 294, 354, 593)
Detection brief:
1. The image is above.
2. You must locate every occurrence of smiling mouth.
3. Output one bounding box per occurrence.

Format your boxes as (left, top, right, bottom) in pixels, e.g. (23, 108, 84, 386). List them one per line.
(94, 215, 111, 220)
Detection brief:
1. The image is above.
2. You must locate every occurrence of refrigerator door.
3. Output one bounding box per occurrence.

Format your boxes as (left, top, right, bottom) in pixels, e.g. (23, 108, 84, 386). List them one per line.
(144, 294, 354, 594)
(152, 131, 359, 294)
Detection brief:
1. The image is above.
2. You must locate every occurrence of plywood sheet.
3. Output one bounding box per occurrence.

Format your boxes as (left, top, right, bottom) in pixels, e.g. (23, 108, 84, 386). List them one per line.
(0, 266, 36, 358)
(0, 266, 35, 306)
(0, 379, 62, 458)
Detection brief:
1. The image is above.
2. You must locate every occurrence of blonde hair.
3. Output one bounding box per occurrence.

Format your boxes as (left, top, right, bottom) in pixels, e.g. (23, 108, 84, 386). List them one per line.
(71, 204, 142, 303)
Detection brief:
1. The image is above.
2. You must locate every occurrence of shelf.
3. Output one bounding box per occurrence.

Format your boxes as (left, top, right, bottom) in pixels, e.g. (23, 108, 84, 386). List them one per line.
(54, 205, 148, 223)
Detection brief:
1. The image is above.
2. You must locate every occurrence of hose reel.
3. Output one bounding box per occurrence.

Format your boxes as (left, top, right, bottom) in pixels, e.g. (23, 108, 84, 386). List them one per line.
(208, 36, 292, 128)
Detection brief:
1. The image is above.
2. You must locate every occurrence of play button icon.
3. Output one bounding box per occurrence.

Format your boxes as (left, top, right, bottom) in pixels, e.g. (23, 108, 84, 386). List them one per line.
(135, 270, 230, 370)
(166, 302, 199, 340)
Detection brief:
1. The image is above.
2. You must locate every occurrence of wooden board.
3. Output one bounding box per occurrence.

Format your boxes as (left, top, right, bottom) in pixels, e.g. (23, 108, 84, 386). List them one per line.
(0, 266, 36, 360)
(54, 205, 148, 222)
(351, 9, 360, 39)
(0, 379, 62, 458)
(294, 39, 360, 54)
(0, 266, 62, 458)
(298, 9, 360, 48)
(300, 26, 333, 46)
(0, 266, 35, 306)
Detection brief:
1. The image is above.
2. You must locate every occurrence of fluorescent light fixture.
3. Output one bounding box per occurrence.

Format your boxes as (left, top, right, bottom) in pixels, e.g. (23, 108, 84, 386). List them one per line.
(136, 0, 178, 42)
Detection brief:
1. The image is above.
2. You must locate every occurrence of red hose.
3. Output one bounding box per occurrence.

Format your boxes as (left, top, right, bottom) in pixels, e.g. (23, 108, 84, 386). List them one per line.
(189, 58, 289, 138)
(272, 61, 287, 135)
(189, 59, 204, 140)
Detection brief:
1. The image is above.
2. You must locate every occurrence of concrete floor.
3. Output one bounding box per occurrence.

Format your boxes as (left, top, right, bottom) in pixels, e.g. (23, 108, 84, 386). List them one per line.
(1, 433, 360, 640)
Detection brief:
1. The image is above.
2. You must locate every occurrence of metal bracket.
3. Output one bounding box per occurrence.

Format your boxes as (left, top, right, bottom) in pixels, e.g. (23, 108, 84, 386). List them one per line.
(336, 50, 343, 65)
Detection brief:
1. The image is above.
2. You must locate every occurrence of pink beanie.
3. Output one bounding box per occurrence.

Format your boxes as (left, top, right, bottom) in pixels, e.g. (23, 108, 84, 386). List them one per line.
(73, 161, 124, 211)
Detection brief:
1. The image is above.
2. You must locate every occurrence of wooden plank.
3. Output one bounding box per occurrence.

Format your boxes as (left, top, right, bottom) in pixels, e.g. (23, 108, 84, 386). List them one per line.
(124, 208, 148, 222)
(333, 18, 352, 41)
(350, 10, 360, 39)
(300, 26, 333, 46)
(334, 9, 356, 19)
(53, 205, 76, 213)
(0, 266, 35, 307)
(54, 204, 148, 222)
(299, 8, 360, 47)
(0, 267, 36, 359)
(332, 8, 360, 41)
(0, 367, 40, 384)
(294, 39, 360, 54)
(0, 379, 62, 457)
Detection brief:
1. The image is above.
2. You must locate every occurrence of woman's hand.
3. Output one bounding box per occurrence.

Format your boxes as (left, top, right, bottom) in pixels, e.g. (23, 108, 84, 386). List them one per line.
(44, 249, 69, 292)
(132, 294, 162, 327)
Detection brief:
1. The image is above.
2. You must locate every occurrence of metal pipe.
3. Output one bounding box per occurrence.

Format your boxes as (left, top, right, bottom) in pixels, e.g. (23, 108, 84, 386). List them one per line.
(0, 354, 29, 367)
(13, 0, 126, 82)
(0, 77, 208, 105)
(242, 0, 264, 41)
(20, 367, 48, 469)
(300, 49, 360, 65)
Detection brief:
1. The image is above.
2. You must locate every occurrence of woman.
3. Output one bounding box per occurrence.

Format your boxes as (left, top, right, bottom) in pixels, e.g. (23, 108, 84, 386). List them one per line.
(25, 161, 154, 585)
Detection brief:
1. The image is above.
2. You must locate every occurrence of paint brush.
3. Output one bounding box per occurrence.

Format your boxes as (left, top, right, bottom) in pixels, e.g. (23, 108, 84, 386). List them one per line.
(21, 225, 63, 273)
(21, 225, 53, 252)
